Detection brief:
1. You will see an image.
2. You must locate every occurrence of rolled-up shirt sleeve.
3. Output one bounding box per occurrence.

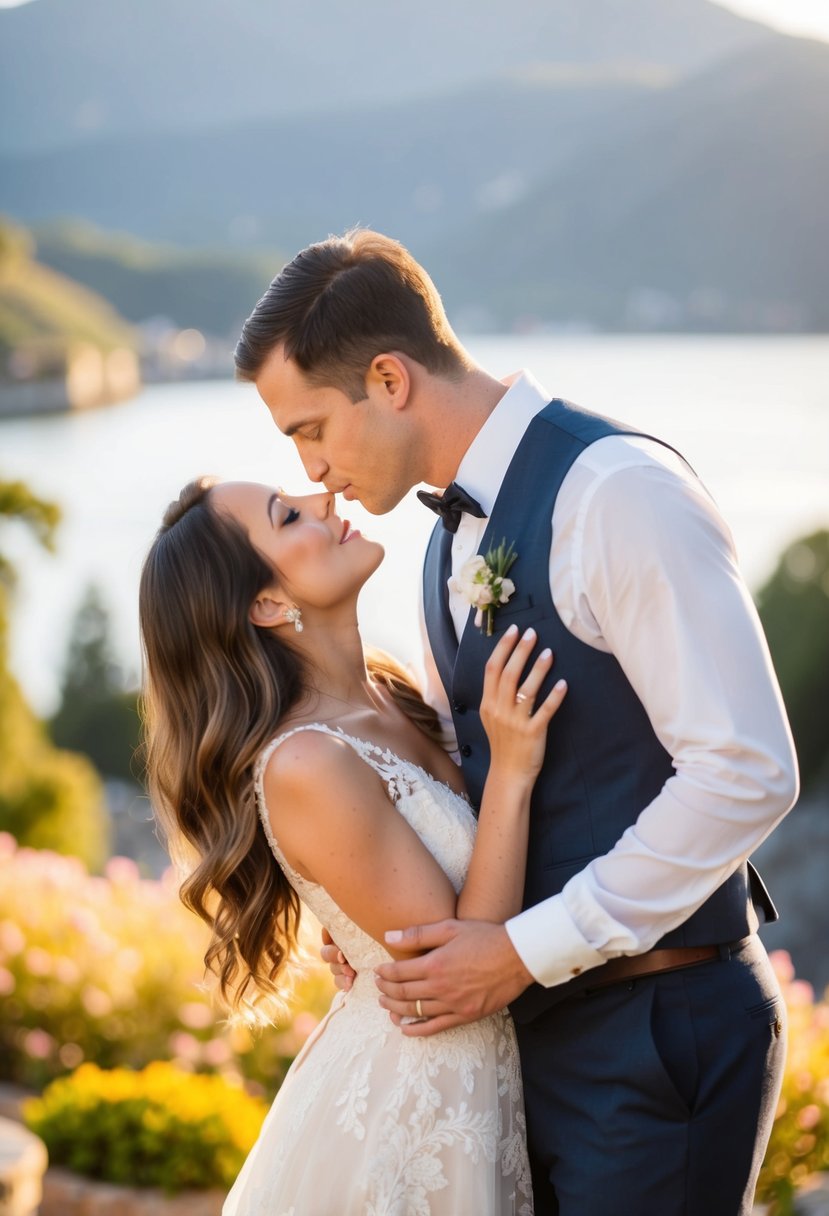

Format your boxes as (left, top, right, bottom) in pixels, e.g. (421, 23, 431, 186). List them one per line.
(506, 457, 799, 989)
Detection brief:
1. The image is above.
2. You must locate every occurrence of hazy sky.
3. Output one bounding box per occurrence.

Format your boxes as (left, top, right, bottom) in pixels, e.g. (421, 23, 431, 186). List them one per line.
(0, 0, 828, 42)
(713, 0, 829, 41)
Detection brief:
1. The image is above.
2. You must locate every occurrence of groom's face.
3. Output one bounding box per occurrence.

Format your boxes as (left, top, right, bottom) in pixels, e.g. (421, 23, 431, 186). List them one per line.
(256, 345, 417, 515)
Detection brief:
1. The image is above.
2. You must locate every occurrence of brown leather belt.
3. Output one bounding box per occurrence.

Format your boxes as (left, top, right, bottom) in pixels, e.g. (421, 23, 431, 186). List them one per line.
(584, 944, 722, 992)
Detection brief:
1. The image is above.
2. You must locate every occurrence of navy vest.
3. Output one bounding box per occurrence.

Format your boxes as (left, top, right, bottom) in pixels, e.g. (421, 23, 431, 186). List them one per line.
(423, 399, 776, 1023)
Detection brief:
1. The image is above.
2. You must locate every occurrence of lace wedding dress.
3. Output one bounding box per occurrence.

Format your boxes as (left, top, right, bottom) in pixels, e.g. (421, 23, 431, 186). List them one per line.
(222, 723, 534, 1216)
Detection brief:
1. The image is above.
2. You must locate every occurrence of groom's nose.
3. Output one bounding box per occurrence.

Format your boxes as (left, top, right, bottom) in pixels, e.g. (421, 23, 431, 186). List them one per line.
(301, 452, 329, 484)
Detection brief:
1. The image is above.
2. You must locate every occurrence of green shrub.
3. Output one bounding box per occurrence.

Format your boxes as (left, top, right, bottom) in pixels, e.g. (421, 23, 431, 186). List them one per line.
(24, 1060, 267, 1192)
(0, 480, 109, 869)
(756, 530, 829, 792)
(49, 584, 141, 784)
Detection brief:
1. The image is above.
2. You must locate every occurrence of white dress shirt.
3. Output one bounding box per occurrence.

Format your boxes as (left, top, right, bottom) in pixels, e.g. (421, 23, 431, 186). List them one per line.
(421, 370, 798, 990)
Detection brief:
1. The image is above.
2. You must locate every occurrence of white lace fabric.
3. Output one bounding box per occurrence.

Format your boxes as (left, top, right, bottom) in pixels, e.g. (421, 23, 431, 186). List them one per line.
(223, 723, 533, 1216)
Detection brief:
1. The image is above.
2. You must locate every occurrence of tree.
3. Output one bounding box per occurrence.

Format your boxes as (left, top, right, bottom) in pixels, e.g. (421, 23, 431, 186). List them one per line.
(50, 584, 141, 783)
(756, 530, 829, 793)
(0, 478, 109, 869)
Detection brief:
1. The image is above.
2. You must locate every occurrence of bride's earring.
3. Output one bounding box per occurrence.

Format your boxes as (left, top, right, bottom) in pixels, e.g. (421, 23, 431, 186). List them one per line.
(284, 605, 303, 633)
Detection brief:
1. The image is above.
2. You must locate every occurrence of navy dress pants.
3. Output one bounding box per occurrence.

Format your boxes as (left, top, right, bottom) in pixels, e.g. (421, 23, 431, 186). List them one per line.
(515, 936, 785, 1216)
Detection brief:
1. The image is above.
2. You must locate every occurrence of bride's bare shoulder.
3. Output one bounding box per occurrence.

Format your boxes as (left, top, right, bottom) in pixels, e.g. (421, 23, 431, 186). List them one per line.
(262, 725, 377, 810)
(259, 726, 391, 880)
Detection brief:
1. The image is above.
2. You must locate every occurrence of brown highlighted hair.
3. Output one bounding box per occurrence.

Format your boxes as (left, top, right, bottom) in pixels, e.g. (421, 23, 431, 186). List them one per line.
(235, 229, 469, 402)
(139, 478, 444, 1021)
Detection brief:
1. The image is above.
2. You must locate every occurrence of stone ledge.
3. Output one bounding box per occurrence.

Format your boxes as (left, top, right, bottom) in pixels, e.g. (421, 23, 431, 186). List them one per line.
(41, 1169, 225, 1215)
(794, 1173, 829, 1216)
(0, 1116, 47, 1216)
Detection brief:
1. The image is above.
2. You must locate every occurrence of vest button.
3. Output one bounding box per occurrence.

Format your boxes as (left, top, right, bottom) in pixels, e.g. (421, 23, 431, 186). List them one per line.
(453, 702, 467, 715)
(460, 744, 472, 757)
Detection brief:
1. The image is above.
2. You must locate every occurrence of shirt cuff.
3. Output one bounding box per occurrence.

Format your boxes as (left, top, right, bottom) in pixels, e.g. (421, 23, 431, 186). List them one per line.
(505, 894, 606, 989)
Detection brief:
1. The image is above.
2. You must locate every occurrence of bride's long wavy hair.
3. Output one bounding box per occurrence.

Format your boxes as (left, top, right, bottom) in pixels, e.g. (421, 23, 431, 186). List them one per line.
(139, 477, 443, 1021)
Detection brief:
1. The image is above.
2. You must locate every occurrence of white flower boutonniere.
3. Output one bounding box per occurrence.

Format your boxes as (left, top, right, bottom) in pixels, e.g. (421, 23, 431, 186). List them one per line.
(449, 539, 518, 636)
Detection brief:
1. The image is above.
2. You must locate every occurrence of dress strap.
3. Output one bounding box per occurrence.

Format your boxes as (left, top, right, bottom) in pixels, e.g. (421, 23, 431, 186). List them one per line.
(254, 725, 424, 863)
(255, 722, 411, 789)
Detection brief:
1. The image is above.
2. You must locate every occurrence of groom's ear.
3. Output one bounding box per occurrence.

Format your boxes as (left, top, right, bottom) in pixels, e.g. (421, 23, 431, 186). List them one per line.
(249, 591, 290, 630)
(368, 354, 410, 410)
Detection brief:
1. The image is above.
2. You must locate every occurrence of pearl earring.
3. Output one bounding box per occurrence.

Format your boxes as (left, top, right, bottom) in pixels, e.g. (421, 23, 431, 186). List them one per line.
(284, 606, 303, 633)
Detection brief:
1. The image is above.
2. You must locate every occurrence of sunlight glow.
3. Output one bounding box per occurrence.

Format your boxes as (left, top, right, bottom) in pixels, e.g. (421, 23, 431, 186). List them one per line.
(2, 0, 829, 43)
(713, 0, 829, 41)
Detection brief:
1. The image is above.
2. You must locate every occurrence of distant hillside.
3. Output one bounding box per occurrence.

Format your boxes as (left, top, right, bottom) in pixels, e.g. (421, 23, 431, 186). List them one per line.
(0, 73, 673, 253)
(0, 0, 775, 153)
(0, 220, 135, 375)
(33, 222, 283, 339)
(6, 34, 827, 334)
(431, 36, 829, 331)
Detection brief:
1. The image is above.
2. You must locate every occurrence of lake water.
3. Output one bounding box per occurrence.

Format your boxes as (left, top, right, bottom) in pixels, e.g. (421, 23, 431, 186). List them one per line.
(1, 333, 828, 714)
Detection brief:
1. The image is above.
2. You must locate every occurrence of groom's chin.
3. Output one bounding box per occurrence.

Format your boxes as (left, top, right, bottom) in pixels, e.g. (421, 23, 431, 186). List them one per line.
(360, 491, 409, 516)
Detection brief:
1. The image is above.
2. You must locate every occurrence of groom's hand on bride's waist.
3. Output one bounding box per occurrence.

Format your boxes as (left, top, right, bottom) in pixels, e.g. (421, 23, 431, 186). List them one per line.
(373, 920, 533, 1036)
(320, 927, 356, 992)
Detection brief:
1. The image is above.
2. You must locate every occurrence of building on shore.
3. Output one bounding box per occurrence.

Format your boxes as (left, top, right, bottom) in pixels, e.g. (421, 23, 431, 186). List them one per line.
(0, 343, 140, 420)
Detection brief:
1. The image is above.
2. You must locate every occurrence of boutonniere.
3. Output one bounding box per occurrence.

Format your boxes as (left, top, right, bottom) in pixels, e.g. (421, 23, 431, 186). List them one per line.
(449, 539, 518, 636)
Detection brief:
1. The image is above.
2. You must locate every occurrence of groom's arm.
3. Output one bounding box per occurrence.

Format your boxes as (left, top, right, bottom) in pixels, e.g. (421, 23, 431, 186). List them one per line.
(505, 455, 797, 988)
(376, 447, 798, 1030)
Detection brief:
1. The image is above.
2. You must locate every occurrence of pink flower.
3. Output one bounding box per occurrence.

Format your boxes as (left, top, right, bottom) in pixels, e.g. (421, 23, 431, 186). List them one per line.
(105, 857, 141, 884)
(169, 1031, 201, 1063)
(769, 949, 795, 984)
(797, 1104, 822, 1131)
(0, 967, 15, 996)
(24, 1029, 55, 1059)
(788, 980, 815, 1008)
(68, 909, 99, 936)
(202, 1038, 232, 1067)
(81, 986, 113, 1018)
(293, 1012, 320, 1042)
(53, 957, 81, 985)
(178, 1001, 214, 1030)
(0, 920, 25, 956)
(23, 947, 52, 977)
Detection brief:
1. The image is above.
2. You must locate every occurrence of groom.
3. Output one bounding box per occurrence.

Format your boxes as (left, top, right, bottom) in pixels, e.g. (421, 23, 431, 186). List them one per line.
(236, 229, 797, 1215)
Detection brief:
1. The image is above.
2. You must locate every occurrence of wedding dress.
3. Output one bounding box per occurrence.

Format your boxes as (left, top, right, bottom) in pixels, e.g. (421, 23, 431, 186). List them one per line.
(222, 723, 534, 1216)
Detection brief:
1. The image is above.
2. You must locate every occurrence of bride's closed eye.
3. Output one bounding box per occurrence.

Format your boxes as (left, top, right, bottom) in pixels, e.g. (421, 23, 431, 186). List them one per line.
(282, 508, 300, 525)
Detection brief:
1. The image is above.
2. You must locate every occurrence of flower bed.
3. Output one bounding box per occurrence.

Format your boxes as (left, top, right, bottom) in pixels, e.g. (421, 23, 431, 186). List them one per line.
(2, 836, 827, 1210)
(25, 1061, 267, 1194)
(0, 833, 333, 1096)
(757, 952, 829, 1214)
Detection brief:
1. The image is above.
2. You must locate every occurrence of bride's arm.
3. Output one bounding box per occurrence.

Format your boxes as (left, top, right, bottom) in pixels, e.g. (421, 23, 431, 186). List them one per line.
(262, 628, 566, 957)
(456, 625, 566, 921)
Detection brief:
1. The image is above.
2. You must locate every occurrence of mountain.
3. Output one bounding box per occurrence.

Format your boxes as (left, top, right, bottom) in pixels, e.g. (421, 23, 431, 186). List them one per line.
(431, 35, 829, 331)
(0, 220, 135, 372)
(0, 72, 675, 253)
(31, 221, 282, 339)
(7, 33, 827, 335)
(0, 0, 775, 153)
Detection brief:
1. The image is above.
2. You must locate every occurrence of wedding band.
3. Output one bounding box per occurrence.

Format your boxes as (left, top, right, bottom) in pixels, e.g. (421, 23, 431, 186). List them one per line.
(415, 999, 424, 1018)
(515, 692, 528, 703)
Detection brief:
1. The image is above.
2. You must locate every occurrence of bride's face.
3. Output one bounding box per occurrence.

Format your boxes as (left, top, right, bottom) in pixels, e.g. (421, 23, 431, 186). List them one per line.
(211, 481, 384, 616)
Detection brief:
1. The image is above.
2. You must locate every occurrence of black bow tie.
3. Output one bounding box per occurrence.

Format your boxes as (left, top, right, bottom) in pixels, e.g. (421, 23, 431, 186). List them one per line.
(416, 482, 486, 533)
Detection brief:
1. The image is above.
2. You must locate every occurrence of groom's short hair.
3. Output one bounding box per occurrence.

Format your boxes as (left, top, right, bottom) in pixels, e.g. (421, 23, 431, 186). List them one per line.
(235, 229, 468, 402)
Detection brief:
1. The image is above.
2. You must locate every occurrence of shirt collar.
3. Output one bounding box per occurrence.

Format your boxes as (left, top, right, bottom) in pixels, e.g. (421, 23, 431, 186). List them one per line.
(455, 369, 551, 516)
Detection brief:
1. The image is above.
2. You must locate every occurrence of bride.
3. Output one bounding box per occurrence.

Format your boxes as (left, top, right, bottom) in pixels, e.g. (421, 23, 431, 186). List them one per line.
(139, 476, 567, 1215)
